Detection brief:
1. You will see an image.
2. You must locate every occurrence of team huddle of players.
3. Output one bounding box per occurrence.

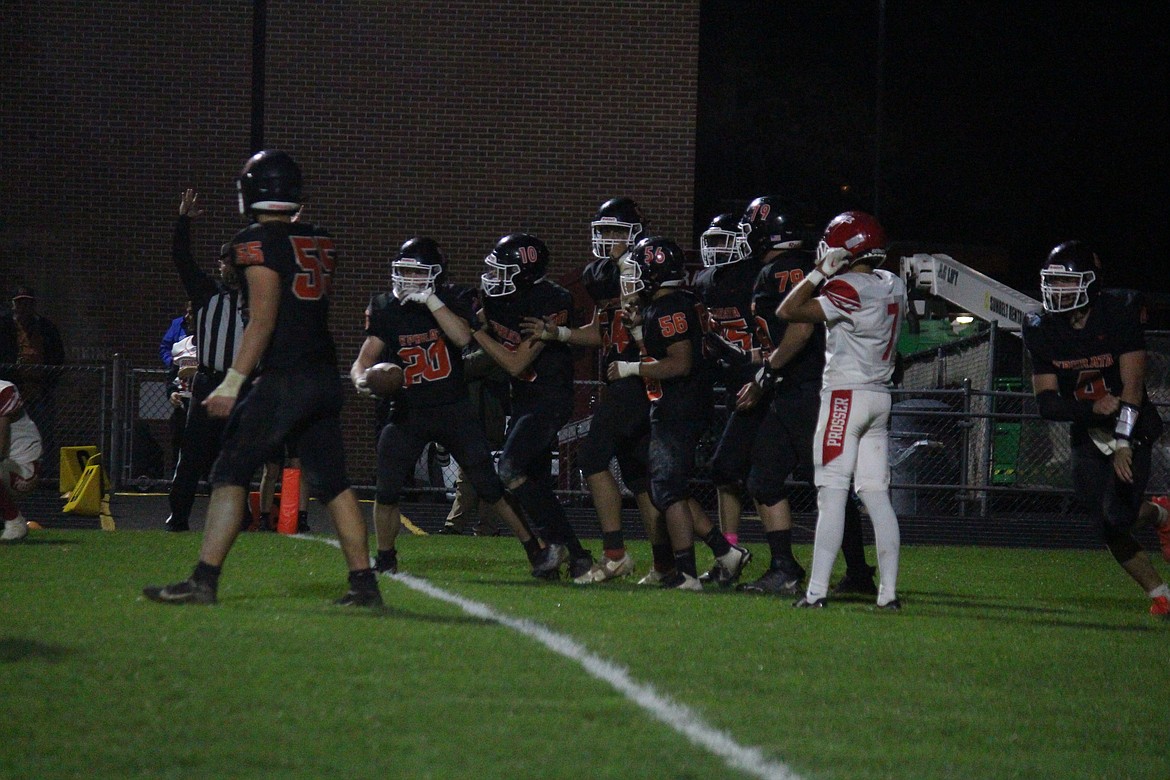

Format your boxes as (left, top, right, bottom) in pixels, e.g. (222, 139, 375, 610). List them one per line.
(350, 193, 907, 608)
(130, 149, 1170, 616)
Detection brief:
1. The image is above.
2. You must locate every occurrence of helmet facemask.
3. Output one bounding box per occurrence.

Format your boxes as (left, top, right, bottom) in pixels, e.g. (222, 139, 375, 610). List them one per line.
(619, 256, 646, 297)
(481, 253, 519, 297)
(702, 224, 745, 267)
(1040, 267, 1095, 313)
(392, 260, 443, 301)
(592, 219, 642, 260)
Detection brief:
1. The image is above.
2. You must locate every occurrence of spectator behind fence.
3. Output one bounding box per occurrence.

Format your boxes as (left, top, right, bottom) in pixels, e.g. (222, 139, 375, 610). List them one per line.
(0, 285, 65, 475)
(160, 301, 192, 367)
(163, 189, 246, 532)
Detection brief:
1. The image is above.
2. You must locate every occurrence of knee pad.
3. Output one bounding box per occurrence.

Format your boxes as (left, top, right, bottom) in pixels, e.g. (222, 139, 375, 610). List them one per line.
(747, 473, 788, 507)
(577, 430, 614, 478)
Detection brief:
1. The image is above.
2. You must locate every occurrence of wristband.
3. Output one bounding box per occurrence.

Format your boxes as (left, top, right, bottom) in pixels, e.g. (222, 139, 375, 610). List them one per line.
(209, 368, 247, 400)
(630, 325, 643, 342)
(424, 294, 445, 312)
(754, 363, 780, 391)
(1114, 402, 1139, 441)
(615, 361, 641, 379)
(554, 325, 571, 342)
(805, 269, 825, 288)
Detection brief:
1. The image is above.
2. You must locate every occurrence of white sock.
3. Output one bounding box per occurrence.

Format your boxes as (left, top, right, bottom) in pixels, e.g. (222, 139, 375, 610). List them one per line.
(1152, 501, 1170, 526)
(806, 487, 849, 600)
(1147, 583, 1170, 600)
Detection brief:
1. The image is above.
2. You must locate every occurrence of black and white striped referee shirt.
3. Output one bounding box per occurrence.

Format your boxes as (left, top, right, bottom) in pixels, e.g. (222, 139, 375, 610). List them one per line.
(194, 289, 244, 373)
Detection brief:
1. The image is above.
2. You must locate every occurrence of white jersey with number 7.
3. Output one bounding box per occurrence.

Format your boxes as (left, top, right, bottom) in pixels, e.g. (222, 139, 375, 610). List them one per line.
(815, 268, 906, 391)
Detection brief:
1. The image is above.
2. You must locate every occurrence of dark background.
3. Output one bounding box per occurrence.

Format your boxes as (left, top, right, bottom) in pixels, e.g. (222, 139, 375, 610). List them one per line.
(697, 1, 1169, 296)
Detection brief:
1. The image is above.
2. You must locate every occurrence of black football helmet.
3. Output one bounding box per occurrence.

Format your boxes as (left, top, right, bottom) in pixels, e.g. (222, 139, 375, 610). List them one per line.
(1040, 240, 1101, 313)
(736, 196, 803, 259)
(700, 212, 745, 268)
(621, 236, 687, 297)
(392, 237, 447, 301)
(238, 150, 303, 217)
(591, 197, 645, 259)
(482, 233, 550, 298)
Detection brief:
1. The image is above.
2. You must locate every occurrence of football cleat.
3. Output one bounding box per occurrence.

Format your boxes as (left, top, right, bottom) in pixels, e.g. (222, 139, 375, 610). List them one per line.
(2, 515, 29, 542)
(143, 578, 217, 606)
(1149, 495, 1170, 563)
(660, 571, 703, 591)
(530, 543, 567, 578)
(574, 552, 636, 584)
(708, 544, 753, 586)
(436, 523, 465, 536)
(334, 588, 384, 607)
(831, 566, 879, 597)
(568, 552, 596, 580)
(637, 568, 670, 585)
(793, 596, 827, 608)
(740, 562, 805, 595)
(1151, 595, 1170, 619)
(374, 550, 399, 575)
(876, 599, 902, 612)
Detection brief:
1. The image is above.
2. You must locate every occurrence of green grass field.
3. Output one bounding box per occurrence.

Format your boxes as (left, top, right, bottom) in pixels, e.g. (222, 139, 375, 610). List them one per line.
(2, 530, 1168, 779)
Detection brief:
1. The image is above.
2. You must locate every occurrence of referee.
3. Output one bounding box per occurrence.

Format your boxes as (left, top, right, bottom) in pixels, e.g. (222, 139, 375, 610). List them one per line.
(164, 188, 246, 532)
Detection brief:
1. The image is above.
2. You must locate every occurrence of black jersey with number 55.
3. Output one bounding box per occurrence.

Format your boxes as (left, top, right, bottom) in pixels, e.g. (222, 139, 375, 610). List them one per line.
(230, 220, 338, 370)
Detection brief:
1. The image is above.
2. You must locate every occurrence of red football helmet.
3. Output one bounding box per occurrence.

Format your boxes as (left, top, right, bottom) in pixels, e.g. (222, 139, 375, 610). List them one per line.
(818, 211, 887, 268)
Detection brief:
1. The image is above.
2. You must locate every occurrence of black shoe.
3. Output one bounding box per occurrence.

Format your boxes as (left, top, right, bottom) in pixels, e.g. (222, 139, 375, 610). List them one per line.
(143, 578, 216, 605)
(334, 588, 384, 607)
(831, 566, 878, 597)
(876, 598, 902, 612)
(740, 563, 805, 595)
(530, 543, 567, 578)
(471, 523, 501, 537)
(793, 595, 827, 608)
(436, 523, 465, 536)
(164, 517, 189, 533)
(568, 551, 594, 580)
(296, 512, 311, 534)
(374, 550, 399, 575)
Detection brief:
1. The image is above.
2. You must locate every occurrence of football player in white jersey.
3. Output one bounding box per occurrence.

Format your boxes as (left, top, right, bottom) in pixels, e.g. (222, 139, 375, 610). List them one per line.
(0, 379, 43, 541)
(779, 211, 906, 610)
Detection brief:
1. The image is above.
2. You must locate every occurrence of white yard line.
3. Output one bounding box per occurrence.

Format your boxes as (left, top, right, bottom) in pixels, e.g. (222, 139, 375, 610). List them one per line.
(305, 536, 804, 780)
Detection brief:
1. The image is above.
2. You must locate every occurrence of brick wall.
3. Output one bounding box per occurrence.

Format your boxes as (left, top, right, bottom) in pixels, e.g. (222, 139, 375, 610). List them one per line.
(1, 1, 699, 485)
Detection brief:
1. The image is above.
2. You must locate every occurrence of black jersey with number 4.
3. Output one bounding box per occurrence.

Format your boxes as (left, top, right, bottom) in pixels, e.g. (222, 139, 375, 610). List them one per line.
(1023, 289, 1160, 440)
(482, 279, 575, 400)
(366, 284, 477, 411)
(581, 254, 642, 370)
(692, 259, 762, 390)
(640, 289, 710, 422)
(753, 250, 825, 388)
(230, 220, 338, 370)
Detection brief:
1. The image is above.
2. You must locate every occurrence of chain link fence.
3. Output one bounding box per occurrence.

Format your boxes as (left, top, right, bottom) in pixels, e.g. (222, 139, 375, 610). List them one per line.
(10, 336, 1170, 548)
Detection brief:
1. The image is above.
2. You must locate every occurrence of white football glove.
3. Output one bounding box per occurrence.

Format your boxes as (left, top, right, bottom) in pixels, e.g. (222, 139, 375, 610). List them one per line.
(817, 247, 852, 279)
(405, 291, 444, 311)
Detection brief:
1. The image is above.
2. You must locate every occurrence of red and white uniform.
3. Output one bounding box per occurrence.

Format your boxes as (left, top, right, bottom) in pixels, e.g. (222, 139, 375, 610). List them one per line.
(0, 379, 43, 490)
(807, 269, 905, 605)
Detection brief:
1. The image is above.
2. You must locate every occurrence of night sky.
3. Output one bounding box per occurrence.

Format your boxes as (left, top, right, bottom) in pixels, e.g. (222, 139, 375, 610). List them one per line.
(696, 1, 1168, 297)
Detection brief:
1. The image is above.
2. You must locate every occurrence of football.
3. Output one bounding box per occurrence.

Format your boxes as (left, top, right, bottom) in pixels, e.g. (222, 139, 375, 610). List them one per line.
(364, 362, 405, 397)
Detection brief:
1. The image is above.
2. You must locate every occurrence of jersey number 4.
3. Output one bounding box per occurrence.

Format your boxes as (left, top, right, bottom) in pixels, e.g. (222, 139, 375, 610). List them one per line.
(290, 236, 337, 301)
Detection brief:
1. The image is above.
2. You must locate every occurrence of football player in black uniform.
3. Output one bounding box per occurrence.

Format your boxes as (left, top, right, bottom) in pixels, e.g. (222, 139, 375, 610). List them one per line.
(693, 198, 796, 584)
(733, 204, 874, 595)
(473, 233, 592, 579)
(351, 237, 549, 575)
(145, 150, 382, 607)
(609, 236, 751, 590)
(1022, 241, 1170, 619)
(522, 197, 661, 584)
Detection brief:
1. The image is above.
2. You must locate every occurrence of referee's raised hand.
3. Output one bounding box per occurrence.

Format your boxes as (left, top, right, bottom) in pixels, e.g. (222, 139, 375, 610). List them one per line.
(179, 188, 204, 219)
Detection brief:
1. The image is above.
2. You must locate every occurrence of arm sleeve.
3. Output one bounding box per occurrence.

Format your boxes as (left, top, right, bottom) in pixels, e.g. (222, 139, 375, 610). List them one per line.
(1035, 389, 1114, 427)
(171, 216, 217, 307)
